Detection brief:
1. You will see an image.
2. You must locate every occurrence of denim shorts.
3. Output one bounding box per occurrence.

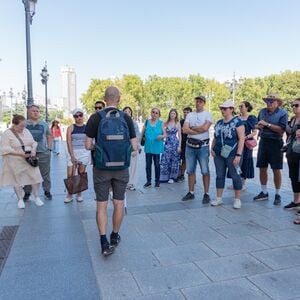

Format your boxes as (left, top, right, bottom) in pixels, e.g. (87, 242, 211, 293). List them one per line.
(186, 145, 210, 175)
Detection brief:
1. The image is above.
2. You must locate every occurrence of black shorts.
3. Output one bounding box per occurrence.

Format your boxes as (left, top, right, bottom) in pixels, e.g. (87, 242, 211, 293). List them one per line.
(256, 138, 284, 169)
(93, 168, 129, 201)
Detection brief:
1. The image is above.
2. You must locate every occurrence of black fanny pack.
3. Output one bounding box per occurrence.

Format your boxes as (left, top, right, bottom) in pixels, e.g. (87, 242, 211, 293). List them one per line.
(186, 138, 209, 149)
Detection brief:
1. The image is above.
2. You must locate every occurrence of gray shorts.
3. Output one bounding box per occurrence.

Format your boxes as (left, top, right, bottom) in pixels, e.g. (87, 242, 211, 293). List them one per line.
(93, 168, 129, 201)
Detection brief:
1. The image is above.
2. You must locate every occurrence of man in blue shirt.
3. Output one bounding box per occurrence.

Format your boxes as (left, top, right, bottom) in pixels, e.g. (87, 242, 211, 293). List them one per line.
(254, 93, 288, 205)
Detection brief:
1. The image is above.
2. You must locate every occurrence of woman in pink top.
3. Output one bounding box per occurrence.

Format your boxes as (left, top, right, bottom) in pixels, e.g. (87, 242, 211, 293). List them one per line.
(51, 120, 62, 155)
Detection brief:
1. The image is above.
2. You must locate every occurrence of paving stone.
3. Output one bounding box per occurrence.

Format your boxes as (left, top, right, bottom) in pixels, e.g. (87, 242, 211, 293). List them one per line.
(134, 290, 185, 299)
(205, 236, 269, 256)
(0, 257, 100, 300)
(250, 245, 300, 270)
(165, 226, 225, 245)
(98, 271, 142, 299)
(133, 263, 209, 294)
(195, 254, 271, 281)
(248, 266, 300, 300)
(252, 229, 300, 247)
(153, 242, 218, 266)
(214, 222, 270, 238)
(182, 278, 270, 300)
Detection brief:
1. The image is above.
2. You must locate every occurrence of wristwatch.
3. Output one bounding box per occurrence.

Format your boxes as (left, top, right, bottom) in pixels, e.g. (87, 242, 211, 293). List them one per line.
(235, 153, 241, 157)
(267, 123, 271, 128)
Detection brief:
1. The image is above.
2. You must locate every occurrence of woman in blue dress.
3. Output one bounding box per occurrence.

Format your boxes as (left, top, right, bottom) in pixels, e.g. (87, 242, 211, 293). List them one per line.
(160, 109, 182, 183)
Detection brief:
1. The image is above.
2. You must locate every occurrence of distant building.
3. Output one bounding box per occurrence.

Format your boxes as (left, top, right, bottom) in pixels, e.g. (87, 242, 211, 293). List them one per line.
(60, 65, 77, 114)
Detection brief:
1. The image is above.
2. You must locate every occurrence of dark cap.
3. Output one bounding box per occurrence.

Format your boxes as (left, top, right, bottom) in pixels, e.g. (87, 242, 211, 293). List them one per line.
(194, 95, 206, 102)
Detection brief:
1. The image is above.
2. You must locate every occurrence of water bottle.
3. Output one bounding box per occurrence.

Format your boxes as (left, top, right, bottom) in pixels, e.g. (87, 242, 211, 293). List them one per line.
(235, 166, 242, 175)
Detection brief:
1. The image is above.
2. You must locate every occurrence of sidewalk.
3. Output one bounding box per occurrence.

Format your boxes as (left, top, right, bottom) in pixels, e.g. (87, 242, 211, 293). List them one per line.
(1, 141, 300, 300)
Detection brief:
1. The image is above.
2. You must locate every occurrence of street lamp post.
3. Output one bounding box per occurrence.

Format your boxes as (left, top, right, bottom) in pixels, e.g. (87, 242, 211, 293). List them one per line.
(22, 0, 37, 108)
(22, 87, 27, 117)
(40, 62, 49, 122)
(9, 88, 14, 125)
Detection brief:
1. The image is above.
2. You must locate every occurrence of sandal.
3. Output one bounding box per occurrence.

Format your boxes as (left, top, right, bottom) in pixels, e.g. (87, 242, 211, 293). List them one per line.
(293, 218, 300, 225)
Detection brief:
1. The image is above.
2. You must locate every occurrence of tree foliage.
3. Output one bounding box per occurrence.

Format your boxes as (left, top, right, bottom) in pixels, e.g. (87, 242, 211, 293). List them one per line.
(81, 70, 300, 121)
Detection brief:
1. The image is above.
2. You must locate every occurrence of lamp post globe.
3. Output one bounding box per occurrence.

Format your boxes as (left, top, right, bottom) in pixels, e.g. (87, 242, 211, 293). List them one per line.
(40, 62, 49, 123)
(22, 0, 38, 109)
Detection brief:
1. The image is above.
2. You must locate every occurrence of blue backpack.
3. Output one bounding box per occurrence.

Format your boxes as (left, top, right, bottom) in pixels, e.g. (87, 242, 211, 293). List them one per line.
(95, 109, 132, 170)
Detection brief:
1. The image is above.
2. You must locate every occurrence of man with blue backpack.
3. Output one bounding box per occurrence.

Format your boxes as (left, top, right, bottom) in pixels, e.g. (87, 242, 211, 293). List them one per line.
(85, 86, 137, 257)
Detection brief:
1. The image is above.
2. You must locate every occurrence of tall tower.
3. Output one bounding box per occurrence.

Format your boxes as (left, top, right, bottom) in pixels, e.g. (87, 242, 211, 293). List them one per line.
(60, 65, 77, 114)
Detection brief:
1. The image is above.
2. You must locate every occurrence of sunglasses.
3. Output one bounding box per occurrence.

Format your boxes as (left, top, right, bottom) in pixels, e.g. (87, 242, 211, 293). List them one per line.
(264, 99, 275, 104)
(152, 111, 159, 115)
(239, 105, 244, 108)
(74, 113, 83, 118)
(292, 103, 300, 108)
(95, 106, 103, 110)
(220, 107, 231, 110)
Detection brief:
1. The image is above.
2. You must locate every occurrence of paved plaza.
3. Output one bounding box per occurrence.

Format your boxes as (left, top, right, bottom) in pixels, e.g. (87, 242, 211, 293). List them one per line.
(0, 141, 300, 300)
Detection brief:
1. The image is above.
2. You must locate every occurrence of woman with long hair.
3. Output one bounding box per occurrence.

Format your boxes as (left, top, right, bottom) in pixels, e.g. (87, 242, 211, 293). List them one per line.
(160, 109, 182, 183)
(0, 114, 43, 208)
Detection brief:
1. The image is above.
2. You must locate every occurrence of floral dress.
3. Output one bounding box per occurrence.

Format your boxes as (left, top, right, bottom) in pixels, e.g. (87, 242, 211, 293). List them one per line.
(160, 126, 180, 182)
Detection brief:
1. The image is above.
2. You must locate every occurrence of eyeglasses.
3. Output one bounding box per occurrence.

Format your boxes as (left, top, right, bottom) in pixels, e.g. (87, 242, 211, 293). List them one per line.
(74, 113, 83, 118)
(264, 99, 275, 104)
(151, 111, 159, 115)
(95, 106, 103, 110)
(292, 103, 300, 108)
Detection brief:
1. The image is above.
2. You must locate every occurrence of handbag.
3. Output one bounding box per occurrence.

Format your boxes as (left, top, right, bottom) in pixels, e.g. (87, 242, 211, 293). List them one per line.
(245, 138, 257, 150)
(140, 120, 148, 146)
(64, 164, 88, 194)
(10, 128, 39, 167)
(220, 128, 237, 158)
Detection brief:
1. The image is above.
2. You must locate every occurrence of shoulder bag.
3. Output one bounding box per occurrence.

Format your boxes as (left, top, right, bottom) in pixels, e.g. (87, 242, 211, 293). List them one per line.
(10, 128, 39, 167)
(140, 120, 148, 146)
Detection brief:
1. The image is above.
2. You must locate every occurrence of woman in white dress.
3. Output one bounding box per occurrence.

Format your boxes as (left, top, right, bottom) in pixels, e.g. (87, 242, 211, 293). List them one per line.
(0, 114, 43, 208)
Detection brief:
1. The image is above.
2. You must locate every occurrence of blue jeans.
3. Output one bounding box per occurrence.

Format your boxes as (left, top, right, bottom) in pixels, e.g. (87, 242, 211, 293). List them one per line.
(214, 154, 242, 190)
(186, 145, 210, 175)
(52, 138, 60, 154)
(145, 153, 160, 184)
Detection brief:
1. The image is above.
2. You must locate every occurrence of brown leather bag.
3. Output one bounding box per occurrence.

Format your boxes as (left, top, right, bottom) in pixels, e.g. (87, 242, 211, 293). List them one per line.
(64, 164, 88, 195)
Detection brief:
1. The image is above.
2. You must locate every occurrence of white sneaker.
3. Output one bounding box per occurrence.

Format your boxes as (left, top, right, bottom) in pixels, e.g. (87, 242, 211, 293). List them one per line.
(211, 198, 223, 206)
(34, 197, 44, 206)
(233, 198, 242, 209)
(76, 195, 83, 202)
(168, 179, 174, 184)
(64, 196, 73, 203)
(18, 200, 25, 209)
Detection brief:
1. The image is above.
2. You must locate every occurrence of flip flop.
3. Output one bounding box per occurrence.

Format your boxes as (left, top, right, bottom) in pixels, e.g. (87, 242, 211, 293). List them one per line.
(293, 219, 300, 225)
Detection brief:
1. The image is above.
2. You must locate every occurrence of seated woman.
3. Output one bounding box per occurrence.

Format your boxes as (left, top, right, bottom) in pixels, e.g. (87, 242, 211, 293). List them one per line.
(0, 114, 43, 208)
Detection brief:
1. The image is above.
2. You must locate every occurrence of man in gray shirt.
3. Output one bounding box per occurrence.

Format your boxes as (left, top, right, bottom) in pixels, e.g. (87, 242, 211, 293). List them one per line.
(23, 105, 53, 201)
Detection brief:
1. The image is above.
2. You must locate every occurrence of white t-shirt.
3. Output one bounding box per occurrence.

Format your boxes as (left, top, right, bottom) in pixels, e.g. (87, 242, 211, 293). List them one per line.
(185, 111, 214, 140)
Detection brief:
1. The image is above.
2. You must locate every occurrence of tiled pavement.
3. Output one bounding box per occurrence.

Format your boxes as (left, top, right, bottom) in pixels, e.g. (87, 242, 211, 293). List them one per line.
(0, 141, 300, 300)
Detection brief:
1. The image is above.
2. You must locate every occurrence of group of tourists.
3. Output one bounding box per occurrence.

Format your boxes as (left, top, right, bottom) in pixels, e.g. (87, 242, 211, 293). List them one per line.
(0, 86, 299, 257)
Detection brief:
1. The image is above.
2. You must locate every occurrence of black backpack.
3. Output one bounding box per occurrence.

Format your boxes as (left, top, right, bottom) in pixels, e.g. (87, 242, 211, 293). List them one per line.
(95, 109, 131, 170)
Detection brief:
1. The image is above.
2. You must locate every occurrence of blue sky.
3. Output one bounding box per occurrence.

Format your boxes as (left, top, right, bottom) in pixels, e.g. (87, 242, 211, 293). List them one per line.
(0, 0, 300, 102)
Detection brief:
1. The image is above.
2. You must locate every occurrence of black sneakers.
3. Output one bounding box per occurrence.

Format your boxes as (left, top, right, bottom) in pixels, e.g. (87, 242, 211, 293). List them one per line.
(273, 194, 281, 206)
(182, 192, 195, 201)
(101, 243, 115, 257)
(253, 192, 269, 201)
(44, 191, 52, 200)
(284, 202, 300, 210)
(155, 182, 160, 188)
(202, 193, 211, 204)
(23, 192, 30, 202)
(110, 233, 121, 247)
(143, 182, 152, 188)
